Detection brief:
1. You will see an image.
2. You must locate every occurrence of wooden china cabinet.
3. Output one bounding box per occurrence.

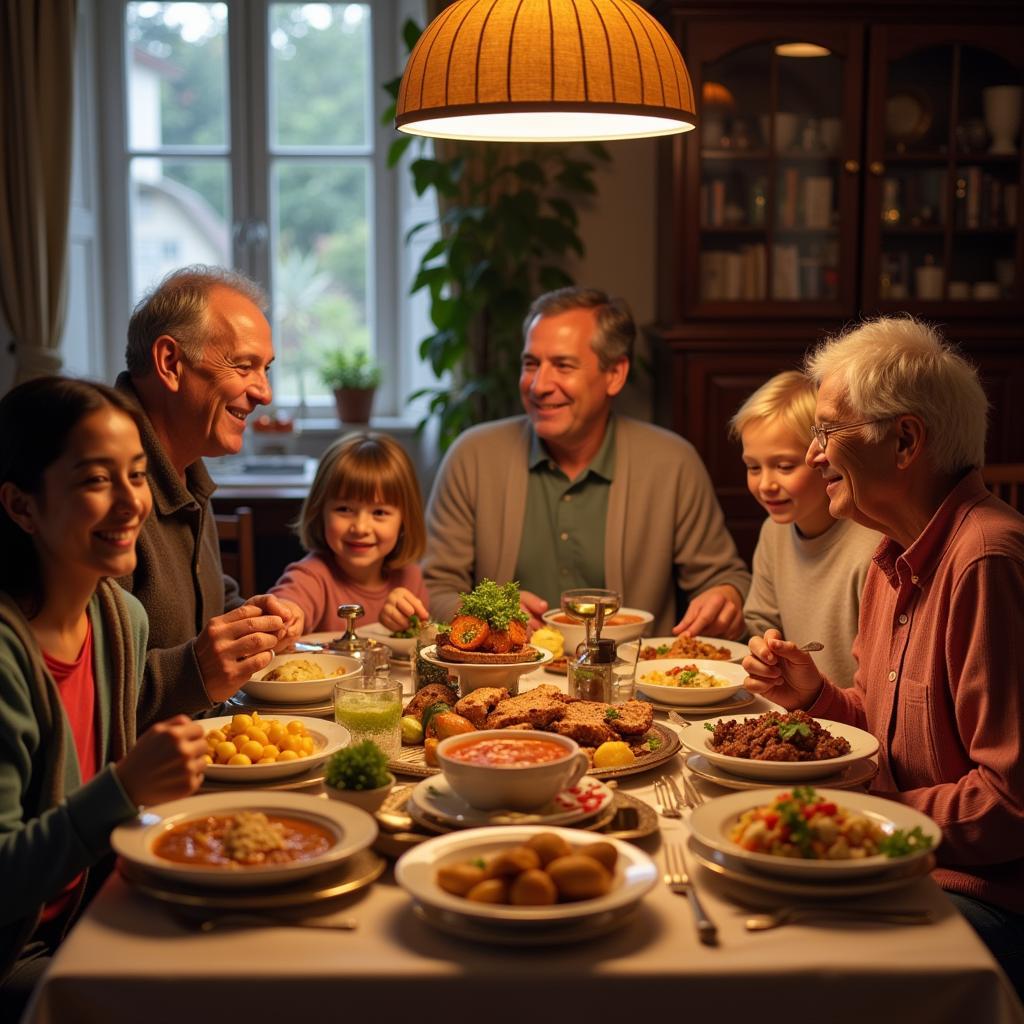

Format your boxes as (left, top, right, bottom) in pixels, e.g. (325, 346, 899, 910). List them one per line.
(648, 1, 1024, 563)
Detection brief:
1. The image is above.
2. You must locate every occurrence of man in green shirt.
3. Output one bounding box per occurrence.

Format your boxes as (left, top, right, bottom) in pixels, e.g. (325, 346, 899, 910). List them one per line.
(424, 287, 750, 638)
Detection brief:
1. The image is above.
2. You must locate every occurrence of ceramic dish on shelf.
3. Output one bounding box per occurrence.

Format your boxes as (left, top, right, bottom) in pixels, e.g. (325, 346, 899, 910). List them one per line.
(689, 788, 940, 880)
(620, 635, 747, 664)
(118, 847, 385, 910)
(112, 792, 378, 889)
(241, 652, 360, 704)
(199, 715, 350, 783)
(677, 713, 879, 782)
(541, 607, 654, 653)
(685, 753, 878, 792)
(635, 659, 746, 706)
(395, 825, 658, 926)
(688, 836, 936, 900)
(639, 688, 757, 716)
(408, 774, 615, 830)
(419, 643, 552, 696)
(356, 621, 416, 660)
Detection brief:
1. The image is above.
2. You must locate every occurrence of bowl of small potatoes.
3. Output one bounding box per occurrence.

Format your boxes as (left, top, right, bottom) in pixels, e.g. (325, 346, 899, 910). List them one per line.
(241, 652, 361, 704)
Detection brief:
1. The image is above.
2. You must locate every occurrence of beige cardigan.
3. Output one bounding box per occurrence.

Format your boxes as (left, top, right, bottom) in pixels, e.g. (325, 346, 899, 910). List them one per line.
(423, 416, 750, 634)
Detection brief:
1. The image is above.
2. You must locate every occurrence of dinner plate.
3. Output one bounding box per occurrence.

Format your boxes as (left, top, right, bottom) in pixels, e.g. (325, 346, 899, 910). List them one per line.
(388, 722, 680, 780)
(226, 690, 335, 720)
(412, 901, 638, 946)
(685, 753, 878, 792)
(356, 622, 416, 660)
(408, 774, 615, 829)
(242, 652, 360, 704)
(119, 848, 386, 910)
(621, 635, 747, 664)
(112, 792, 379, 889)
(677, 713, 879, 781)
(200, 762, 326, 793)
(635, 659, 747, 706)
(200, 714, 350, 782)
(639, 689, 757, 715)
(688, 836, 936, 900)
(689, 788, 941, 880)
(395, 825, 658, 925)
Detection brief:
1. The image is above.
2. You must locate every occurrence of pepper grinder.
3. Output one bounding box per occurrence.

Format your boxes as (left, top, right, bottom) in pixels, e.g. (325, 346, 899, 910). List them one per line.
(331, 603, 387, 679)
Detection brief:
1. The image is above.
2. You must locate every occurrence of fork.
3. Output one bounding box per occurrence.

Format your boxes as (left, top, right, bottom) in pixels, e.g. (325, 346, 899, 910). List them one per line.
(663, 842, 718, 945)
(653, 777, 682, 818)
(678, 772, 705, 809)
(744, 906, 933, 931)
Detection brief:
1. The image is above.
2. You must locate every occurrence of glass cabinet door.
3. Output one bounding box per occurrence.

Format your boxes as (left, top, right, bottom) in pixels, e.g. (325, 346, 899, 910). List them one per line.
(864, 27, 1024, 311)
(682, 23, 862, 317)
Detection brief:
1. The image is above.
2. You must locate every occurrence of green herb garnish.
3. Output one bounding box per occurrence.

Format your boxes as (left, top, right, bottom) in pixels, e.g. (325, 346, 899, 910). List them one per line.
(704, 721, 716, 732)
(655, 644, 671, 655)
(456, 579, 528, 630)
(604, 708, 621, 721)
(390, 614, 421, 639)
(678, 670, 698, 686)
(471, 857, 486, 869)
(778, 721, 812, 741)
(647, 735, 663, 751)
(325, 740, 391, 791)
(878, 826, 934, 858)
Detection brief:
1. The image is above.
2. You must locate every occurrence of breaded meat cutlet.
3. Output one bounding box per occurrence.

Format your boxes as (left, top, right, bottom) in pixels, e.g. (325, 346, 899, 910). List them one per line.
(608, 700, 655, 736)
(547, 701, 619, 746)
(484, 684, 570, 730)
(403, 681, 459, 721)
(454, 687, 510, 728)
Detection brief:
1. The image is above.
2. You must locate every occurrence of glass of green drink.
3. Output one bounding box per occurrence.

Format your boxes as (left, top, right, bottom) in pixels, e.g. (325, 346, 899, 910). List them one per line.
(334, 677, 402, 758)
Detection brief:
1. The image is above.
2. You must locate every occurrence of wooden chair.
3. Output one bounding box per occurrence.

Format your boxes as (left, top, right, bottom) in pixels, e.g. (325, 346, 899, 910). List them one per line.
(214, 506, 256, 597)
(981, 464, 1024, 513)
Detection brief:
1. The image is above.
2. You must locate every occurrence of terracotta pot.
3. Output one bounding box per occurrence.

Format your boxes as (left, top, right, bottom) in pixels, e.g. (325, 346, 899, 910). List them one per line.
(333, 387, 376, 424)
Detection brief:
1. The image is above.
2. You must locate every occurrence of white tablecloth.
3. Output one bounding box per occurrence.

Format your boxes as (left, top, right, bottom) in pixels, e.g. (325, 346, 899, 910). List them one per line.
(23, 676, 1024, 1024)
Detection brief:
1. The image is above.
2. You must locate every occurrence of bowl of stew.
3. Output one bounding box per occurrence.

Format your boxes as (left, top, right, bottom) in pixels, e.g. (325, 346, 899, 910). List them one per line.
(541, 607, 653, 654)
(436, 730, 590, 812)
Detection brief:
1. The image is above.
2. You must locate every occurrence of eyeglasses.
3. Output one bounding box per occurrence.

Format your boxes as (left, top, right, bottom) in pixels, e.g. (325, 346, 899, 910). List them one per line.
(809, 418, 890, 452)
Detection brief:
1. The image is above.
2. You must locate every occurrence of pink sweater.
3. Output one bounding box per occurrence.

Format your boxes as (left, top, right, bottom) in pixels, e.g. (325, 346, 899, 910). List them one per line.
(810, 471, 1024, 912)
(269, 553, 430, 632)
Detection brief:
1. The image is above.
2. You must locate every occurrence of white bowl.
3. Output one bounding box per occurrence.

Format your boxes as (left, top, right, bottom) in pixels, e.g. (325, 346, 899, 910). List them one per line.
(620, 634, 748, 664)
(436, 730, 589, 811)
(356, 622, 417, 660)
(677, 713, 879, 782)
(200, 714, 351, 782)
(112, 791, 378, 888)
(635, 659, 747, 706)
(324, 772, 396, 813)
(419, 643, 551, 696)
(395, 825, 658, 924)
(542, 607, 653, 655)
(242, 652, 361, 704)
(690, 788, 940, 880)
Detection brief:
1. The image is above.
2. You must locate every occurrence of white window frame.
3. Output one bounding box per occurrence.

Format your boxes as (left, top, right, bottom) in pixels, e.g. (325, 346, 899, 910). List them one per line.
(95, 0, 411, 419)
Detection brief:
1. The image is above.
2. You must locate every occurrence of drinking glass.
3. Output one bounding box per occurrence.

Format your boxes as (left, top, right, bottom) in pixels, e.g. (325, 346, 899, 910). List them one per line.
(560, 588, 621, 650)
(334, 677, 402, 758)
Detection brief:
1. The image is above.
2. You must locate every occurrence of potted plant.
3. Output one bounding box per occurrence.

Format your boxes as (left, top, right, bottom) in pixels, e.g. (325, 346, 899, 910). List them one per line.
(324, 740, 395, 811)
(319, 348, 382, 424)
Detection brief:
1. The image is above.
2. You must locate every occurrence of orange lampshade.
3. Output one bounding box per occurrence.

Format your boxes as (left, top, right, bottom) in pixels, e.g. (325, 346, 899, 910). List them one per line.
(701, 81, 736, 111)
(396, 0, 696, 142)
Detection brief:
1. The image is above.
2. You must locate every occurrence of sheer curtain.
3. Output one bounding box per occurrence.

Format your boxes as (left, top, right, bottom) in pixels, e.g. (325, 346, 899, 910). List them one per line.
(0, 0, 76, 383)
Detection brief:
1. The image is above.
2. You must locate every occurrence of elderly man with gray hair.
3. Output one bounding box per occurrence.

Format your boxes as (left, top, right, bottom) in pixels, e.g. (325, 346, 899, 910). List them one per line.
(115, 265, 300, 724)
(743, 315, 1024, 994)
(423, 285, 750, 638)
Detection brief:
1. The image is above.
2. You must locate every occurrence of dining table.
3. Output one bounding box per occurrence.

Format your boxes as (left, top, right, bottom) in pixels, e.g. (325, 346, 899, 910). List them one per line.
(22, 664, 1024, 1024)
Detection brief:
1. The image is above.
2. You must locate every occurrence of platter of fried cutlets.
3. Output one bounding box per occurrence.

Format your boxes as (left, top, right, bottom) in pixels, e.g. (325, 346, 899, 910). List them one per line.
(390, 682, 680, 780)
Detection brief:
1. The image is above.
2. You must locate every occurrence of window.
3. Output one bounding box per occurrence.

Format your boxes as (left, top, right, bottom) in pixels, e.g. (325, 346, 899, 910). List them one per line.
(95, 0, 424, 419)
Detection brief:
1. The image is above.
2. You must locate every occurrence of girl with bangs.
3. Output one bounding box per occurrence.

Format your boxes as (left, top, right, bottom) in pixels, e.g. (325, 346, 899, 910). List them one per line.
(269, 433, 430, 633)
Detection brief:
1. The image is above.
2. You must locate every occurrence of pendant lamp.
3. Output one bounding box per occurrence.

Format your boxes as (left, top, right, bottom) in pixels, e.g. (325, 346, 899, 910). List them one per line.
(395, 0, 696, 143)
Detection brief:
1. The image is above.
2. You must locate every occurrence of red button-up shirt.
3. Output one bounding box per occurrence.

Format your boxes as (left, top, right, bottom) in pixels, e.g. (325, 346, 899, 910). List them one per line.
(811, 470, 1024, 912)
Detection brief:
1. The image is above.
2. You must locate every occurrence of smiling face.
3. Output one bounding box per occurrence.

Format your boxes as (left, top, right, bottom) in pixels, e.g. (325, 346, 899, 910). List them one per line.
(741, 417, 834, 537)
(807, 375, 896, 531)
(519, 307, 627, 458)
(323, 494, 402, 586)
(175, 286, 274, 460)
(21, 407, 152, 590)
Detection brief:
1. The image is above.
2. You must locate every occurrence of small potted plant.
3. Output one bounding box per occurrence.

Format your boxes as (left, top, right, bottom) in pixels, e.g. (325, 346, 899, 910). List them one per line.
(319, 348, 382, 424)
(324, 740, 395, 811)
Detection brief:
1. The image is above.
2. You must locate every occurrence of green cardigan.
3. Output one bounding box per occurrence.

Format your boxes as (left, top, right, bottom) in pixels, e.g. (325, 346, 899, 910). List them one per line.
(0, 582, 145, 976)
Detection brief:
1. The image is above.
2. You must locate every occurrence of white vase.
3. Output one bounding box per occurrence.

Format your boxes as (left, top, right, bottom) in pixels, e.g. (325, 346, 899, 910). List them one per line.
(983, 86, 1022, 155)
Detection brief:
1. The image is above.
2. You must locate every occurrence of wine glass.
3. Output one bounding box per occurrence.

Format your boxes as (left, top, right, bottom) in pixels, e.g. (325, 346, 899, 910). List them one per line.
(560, 588, 621, 651)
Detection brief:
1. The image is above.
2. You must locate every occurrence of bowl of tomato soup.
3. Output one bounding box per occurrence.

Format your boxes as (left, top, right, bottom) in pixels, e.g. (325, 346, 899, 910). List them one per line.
(542, 607, 653, 653)
(437, 730, 590, 811)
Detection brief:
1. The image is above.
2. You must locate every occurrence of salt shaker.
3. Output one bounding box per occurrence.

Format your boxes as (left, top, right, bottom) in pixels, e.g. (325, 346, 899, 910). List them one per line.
(331, 603, 388, 680)
(568, 638, 616, 702)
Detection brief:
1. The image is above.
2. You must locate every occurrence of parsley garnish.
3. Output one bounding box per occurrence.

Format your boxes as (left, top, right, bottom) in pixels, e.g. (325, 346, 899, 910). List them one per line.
(778, 721, 811, 741)
(656, 644, 670, 655)
(604, 708, 621, 721)
(647, 736, 663, 751)
(878, 826, 934, 858)
(456, 579, 528, 630)
(678, 670, 698, 686)
(390, 614, 421, 639)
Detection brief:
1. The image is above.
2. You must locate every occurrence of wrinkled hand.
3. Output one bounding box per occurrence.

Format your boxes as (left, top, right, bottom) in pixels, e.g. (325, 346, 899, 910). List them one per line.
(247, 593, 304, 650)
(673, 585, 745, 640)
(743, 628, 825, 710)
(193, 604, 286, 701)
(115, 715, 206, 807)
(520, 590, 549, 631)
(379, 588, 430, 633)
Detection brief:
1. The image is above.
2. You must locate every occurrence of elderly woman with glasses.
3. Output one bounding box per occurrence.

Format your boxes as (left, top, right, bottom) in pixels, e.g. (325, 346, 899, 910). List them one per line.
(743, 315, 1024, 993)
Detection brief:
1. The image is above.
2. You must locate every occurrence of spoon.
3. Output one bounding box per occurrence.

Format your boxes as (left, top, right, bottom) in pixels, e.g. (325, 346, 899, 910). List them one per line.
(197, 913, 358, 932)
(745, 906, 932, 931)
(798, 641, 824, 652)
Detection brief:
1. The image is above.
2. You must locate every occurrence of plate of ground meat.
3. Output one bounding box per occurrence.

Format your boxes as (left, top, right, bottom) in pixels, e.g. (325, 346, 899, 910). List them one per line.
(678, 710, 878, 781)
